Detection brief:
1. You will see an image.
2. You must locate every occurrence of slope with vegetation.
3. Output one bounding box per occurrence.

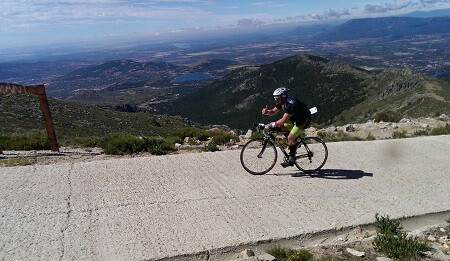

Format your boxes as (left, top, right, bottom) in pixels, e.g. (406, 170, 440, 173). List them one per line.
(0, 94, 202, 146)
(167, 54, 450, 129)
(168, 54, 372, 129)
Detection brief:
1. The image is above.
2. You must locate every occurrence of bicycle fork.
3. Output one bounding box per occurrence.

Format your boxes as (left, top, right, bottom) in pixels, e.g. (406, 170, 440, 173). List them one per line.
(257, 138, 270, 158)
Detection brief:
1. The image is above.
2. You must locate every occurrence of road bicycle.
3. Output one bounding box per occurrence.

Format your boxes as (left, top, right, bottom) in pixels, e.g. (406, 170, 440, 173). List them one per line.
(240, 122, 328, 175)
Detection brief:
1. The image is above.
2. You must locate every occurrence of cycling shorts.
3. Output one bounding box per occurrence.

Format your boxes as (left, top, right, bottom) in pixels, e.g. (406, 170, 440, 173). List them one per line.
(284, 118, 311, 138)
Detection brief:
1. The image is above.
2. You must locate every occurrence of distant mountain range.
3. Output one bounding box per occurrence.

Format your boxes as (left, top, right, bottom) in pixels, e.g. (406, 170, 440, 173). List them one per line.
(312, 16, 450, 41)
(404, 8, 450, 18)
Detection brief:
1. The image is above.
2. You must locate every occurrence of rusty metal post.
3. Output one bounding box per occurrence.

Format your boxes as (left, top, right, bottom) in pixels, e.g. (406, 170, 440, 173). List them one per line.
(36, 85, 59, 152)
(0, 83, 59, 152)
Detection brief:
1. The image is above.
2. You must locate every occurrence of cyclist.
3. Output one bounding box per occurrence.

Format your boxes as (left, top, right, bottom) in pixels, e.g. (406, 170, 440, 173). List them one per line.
(262, 87, 311, 167)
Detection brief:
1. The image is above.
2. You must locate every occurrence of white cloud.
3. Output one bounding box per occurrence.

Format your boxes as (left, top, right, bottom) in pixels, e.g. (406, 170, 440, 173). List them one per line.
(236, 18, 265, 28)
(0, 0, 214, 32)
(365, 0, 414, 13)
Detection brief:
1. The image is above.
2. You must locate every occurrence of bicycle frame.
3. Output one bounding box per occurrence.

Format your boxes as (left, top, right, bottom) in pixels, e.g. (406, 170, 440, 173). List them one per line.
(255, 124, 310, 161)
(241, 123, 328, 174)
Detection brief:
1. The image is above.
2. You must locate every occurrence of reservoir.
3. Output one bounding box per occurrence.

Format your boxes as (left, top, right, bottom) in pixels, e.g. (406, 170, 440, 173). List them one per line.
(172, 72, 214, 83)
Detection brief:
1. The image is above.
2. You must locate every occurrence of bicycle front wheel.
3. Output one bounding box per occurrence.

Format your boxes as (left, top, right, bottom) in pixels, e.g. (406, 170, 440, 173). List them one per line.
(240, 138, 277, 175)
(295, 137, 328, 172)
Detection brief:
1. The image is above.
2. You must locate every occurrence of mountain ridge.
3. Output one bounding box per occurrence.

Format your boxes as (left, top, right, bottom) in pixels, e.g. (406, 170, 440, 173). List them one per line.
(313, 16, 450, 41)
(166, 54, 450, 129)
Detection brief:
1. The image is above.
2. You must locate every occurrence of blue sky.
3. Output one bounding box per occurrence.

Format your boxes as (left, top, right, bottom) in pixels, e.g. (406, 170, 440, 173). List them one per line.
(1, 0, 450, 50)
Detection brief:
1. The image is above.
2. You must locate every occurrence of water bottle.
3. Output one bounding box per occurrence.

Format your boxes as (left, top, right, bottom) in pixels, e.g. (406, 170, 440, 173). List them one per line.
(276, 135, 289, 149)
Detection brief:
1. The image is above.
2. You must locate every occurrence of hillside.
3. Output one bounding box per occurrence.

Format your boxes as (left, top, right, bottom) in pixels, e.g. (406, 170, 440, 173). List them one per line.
(0, 94, 202, 143)
(166, 54, 450, 129)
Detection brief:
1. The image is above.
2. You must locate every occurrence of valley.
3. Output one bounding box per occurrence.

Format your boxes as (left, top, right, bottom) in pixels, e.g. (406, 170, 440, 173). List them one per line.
(1, 15, 450, 133)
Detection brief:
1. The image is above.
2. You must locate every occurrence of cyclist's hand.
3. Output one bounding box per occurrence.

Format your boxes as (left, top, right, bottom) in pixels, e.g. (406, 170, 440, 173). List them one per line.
(265, 122, 275, 130)
(261, 105, 269, 115)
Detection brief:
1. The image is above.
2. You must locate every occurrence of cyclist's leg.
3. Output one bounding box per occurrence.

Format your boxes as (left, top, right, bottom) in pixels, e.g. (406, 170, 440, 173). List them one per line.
(283, 121, 302, 165)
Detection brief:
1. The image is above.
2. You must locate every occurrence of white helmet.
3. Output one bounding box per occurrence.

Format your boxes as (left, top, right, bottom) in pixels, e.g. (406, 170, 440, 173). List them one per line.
(273, 87, 288, 98)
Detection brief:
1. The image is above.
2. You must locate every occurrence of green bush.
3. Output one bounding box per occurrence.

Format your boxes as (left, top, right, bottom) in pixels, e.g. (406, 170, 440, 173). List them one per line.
(374, 110, 403, 123)
(210, 133, 239, 145)
(288, 249, 313, 261)
(374, 214, 402, 235)
(103, 134, 144, 155)
(0, 131, 50, 150)
(412, 129, 429, 137)
(266, 245, 295, 261)
(203, 141, 219, 152)
(164, 135, 183, 145)
(392, 131, 407, 139)
(430, 123, 450, 135)
(68, 136, 108, 148)
(143, 137, 176, 155)
(373, 214, 429, 260)
(266, 245, 312, 261)
(103, 134, 178, 155)
(173, 127, 209, 141)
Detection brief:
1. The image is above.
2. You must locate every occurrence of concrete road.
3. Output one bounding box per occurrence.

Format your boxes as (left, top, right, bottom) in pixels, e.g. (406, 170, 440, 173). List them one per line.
(1, 135, 449, 260)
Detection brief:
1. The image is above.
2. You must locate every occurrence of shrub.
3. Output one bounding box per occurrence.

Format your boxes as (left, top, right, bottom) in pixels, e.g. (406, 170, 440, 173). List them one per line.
(266, 245, 294, 261)
(103, 134, 144, 155)
(288, 249, 313, 261)
(392, 131, 407, 139)
(412, 129, 429, 137)
(0, 131, 50, 150)
(430, 123, 450, 136)
(173, 127, 208, 141)
(164, 135, 183, 145)
(374, 214, 402, 235)
(210, 133, 239, 145)
(143, 137, 176, 155)
(374, 110, 403, 123)
(373, 214, 429, 260)
(68, 136, 107, 148)
(203, 141, 219, 152)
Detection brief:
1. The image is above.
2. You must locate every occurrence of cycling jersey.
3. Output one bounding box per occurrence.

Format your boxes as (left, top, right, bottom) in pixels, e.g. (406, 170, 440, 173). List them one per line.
(276, 97, 311, 127)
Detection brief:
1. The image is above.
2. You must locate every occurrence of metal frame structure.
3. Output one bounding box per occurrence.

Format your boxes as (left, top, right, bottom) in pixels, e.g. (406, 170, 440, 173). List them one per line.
(0, 83, 59, 152)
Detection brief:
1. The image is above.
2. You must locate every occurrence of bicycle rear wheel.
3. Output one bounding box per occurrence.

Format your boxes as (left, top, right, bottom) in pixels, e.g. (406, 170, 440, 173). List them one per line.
(294, 137, 328, 172)
(240, 138, 277, 175)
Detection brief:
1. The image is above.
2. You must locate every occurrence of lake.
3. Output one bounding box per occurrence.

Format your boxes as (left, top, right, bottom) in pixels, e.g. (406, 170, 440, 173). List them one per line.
(172, 72, 214, 83)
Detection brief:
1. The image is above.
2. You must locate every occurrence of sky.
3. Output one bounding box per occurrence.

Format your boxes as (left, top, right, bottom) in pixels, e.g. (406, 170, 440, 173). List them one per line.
(1, 0, 450, 51)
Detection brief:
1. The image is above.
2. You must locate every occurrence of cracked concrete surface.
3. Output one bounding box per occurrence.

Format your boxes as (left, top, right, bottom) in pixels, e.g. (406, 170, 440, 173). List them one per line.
(1, 135, 449, 260)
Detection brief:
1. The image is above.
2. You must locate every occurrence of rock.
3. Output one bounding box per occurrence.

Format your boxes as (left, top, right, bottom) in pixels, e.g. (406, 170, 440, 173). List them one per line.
(184, 137, 196, 144)
(399, 118, 411, 123)
(229, 144, 240, 150)
(428, 235, 437, 242)
(174, 143, 182, 149)
(346, 124, 356, 132)
(236, 249, 255, 258)
(245, 129, 252, 138)
(376, 257, 392, 261)
(420, 249, 449, 261)
(346, 247, 365, 257)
